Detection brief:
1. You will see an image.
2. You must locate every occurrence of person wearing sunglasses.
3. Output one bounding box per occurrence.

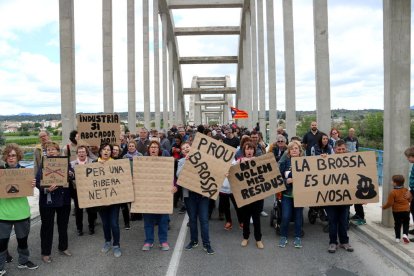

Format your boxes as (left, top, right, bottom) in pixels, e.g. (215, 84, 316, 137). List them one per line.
(329, 128, 341, 148)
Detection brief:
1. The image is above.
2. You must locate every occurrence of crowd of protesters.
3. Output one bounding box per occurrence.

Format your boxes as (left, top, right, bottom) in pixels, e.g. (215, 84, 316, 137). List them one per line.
(1, 121, 413, 275)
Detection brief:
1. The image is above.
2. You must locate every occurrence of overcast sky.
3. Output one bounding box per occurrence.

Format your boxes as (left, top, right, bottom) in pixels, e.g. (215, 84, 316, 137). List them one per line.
(0, 0, 412, 115)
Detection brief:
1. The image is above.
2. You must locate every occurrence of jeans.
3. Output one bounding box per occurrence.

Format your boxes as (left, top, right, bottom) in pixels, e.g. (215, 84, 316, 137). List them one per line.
(185, 191, 210, 246)
(392, 211, 410, 239)
(143, 214, 169, 244)
(99, 205, 121, 247)
(325, 205, 349, 244)
(280, 196, 303, 238)
(240, 200, 262, 241)
(0, 219, 31, 270)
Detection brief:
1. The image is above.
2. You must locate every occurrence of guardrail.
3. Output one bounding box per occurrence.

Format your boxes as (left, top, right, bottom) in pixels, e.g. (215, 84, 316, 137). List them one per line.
(360, 147, 383, 186)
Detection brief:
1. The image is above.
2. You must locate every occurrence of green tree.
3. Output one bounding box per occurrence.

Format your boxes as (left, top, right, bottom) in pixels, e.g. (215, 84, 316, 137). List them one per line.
(296, 115, 316, 138)
(360, 112, 383, 140)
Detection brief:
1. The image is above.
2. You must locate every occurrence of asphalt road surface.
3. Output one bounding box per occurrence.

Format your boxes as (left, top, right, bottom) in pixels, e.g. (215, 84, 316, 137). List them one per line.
(4, 198, 409, 276)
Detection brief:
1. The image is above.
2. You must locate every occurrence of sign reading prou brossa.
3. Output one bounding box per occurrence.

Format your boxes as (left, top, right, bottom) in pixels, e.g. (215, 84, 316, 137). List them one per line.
(41, 157, 68, 187)
(292, 151, 379, 207)
(131, 157, 174, 214)
(228, 153, 285, 208)
(77, 113, 120, 147)
(177, 133, 236, 200)
(75, 159, 134, 208)
(0, 168, 34, 198)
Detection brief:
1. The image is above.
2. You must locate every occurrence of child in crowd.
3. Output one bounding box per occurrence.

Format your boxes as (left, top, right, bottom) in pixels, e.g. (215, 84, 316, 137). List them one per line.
(382, 175, 411, 244)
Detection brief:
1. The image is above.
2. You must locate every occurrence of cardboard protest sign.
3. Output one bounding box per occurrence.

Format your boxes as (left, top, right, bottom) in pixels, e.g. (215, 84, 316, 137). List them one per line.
(0, 168, 34, 198)
(74, 159, 134, 208)
(130, 157, 174, 214)
(77, 113, 120, 147)
(228, 153, 285, 208)
(177, 133, 237, 200)
(41, 157, 68, 187)
(292, 151, 379, 207)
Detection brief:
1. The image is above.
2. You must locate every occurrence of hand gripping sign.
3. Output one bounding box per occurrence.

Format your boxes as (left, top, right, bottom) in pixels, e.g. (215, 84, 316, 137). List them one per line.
(177, 133, 237, 200)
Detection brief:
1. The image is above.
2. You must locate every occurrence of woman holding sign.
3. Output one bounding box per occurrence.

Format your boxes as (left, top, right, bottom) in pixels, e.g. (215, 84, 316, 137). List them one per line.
(278, 141, 305, 249)
(95, 143, 122, 258)
(0, 144, 38, 274)
(36, 142, 72, 263)
(176, 142, 215, 255)
(142, 141, 176, 251)
(238, 142, 264, 249)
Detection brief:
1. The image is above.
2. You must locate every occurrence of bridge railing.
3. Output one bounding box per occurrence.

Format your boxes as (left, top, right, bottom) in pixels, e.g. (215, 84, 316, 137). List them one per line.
(359, 147, 383, 186)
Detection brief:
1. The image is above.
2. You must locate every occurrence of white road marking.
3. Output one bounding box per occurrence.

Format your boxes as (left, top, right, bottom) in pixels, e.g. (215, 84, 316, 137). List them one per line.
(166, 214, 189, 276)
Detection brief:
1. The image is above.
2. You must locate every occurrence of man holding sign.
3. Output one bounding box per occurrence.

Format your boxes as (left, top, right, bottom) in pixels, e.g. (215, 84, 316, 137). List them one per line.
(325, 140, 354, 253)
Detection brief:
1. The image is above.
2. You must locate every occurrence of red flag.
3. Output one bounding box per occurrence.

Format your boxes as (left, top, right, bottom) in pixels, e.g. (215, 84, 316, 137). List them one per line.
(230, 107, 249, 119)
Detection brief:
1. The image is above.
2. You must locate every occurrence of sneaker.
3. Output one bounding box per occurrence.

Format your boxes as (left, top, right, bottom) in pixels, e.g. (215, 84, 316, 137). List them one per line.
(101, 242, 111, 253)
(241, 239, 248, 247)
(328, 244, 337, 253)
(5, 255, 12, 263)
(185, 241, 198, 250)
(203, 244, 215, 255)
(396, 238, 401, 243)
(142, 243, 153, 251)
(260, 211, 268, 217)
(113, 246, 122, 257)
(355, 219, 366, 225)
(17, 261, 39, 270)
(339, 243, 354, 252)
(125, 225, 131, 230)
(409, 229, 414, 235)
(403, 234, 410, 244)
(278, 237, 288, 248)
(294, 237, 302, 248)
(160, 242, 170, 251)
(256, 241, 264, 249)
(224, 222, 232, 231)
(0, 270, 6, 276)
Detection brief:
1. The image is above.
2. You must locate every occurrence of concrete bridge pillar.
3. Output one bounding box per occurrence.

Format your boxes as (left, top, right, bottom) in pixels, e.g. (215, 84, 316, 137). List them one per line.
(143, 0, 150, 129)
(313, 0, 331, 134)
(382, 0, 411, 227)
(153, 0, 161, 130)
(257, 0, 266, 140)
(59, 0, 76, 143)
(127, 0, 136, 134)
(267, 0, 277, 143)
(283, 0, 296, 138)
(250, 0, 258, 130)
(103, 0, 114, 113)
(161, 12, 169, 129)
